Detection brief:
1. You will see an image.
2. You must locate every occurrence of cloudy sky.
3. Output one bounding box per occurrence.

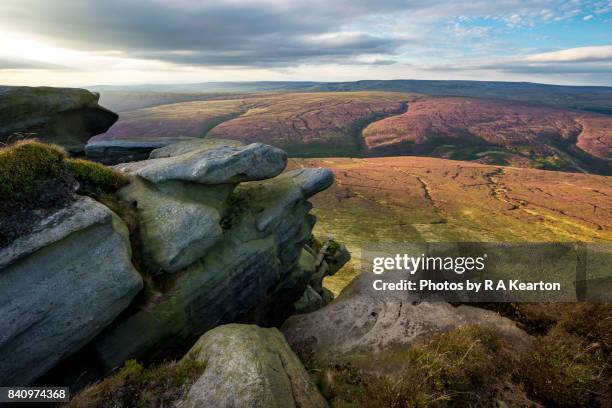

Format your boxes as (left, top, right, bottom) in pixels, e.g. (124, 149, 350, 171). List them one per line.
(1, 0, 611, 86)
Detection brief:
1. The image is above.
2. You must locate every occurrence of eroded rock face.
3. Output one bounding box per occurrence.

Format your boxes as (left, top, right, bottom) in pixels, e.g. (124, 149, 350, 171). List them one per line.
(0, 197, 143, 386)
(0, 86, 118, 152)
(179, 324, 328, 408)
(282, 273, 530, 365)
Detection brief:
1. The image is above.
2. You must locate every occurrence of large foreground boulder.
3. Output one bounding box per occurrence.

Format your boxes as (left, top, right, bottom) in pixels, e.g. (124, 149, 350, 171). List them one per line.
(282, 273, 530, 365)
(0, 86, 118, 152)
(0, 197, 143, 386)
(179, 324, 327, 408)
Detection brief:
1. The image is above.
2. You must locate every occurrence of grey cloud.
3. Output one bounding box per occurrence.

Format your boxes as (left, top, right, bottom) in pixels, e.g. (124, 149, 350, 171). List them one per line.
(0, 0, 584, 68)
(0, 0, 412, 67)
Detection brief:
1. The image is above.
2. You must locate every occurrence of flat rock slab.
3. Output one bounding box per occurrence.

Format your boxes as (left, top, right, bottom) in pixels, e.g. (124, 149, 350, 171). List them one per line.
(0, 197, 142, 386)
(180, 324, 328, 408)
(149, 138, 244, 158)
(85, 137, 196, 164)
(114, 142, 287, 184)
(282, 273, 530, 364)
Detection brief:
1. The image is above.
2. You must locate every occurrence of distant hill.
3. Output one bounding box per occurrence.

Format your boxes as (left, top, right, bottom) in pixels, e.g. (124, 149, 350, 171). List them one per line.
(94, 90, 611, 174)
(90, 79, 612, 114)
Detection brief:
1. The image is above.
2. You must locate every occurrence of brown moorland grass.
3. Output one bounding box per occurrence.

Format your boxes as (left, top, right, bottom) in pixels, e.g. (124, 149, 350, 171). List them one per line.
(313, 325, 518, 407)
(96, 92, 420, 156)
(67, 353, 205, 408)
(209, 92, 417, 156)
(288, 156, 612, 294)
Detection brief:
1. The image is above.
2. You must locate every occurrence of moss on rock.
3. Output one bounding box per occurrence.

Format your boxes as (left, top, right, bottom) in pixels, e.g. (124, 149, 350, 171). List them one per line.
(0, 140, 67, 199)
(65, 158, 129, 193)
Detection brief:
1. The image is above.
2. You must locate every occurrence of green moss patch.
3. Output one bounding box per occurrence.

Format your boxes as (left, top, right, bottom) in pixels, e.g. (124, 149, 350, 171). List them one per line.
(0, 140, 67, 198)
(0, 140, 130, 246)
(65, 158, 129, 194)
(68, 353, 205, 408)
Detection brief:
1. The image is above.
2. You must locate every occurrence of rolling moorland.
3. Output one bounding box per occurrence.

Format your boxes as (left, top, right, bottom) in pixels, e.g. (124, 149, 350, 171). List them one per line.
(287, 157, 612, 293)
(93, 79, 612, 114)
(91, 81, 612, 294)
(94, 87, 611, 174)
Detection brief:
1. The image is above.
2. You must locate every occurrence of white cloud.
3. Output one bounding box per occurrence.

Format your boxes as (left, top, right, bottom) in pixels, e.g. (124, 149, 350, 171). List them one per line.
(523, 45, 612, 62)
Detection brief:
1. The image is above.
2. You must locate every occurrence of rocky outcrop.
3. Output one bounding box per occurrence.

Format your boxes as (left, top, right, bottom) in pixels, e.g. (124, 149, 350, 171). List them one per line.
(0, 86, 118, 152)
(282, 273, 529, 365)
(84, 137, 194, 165)
(0, 133, 344, 387)
(72, 139, 338, 374)
(179, 324, 328, 408)
(0, 197, 143, 386)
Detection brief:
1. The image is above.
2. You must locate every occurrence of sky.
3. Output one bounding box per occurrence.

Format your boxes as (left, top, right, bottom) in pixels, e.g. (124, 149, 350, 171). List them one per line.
(0, 0, 611, 87)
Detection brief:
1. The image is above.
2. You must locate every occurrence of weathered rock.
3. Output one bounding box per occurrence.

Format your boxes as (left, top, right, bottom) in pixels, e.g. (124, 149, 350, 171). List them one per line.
(114, 142, 287, 184)
(294, 240, 351, 314)
(0, 197, 143, 386)
(0, 86, 118, 152)
(117, 177, 229, 273)
(294, 285, 325, 314)
(149, 137, 244, 159)
(179, 324, 328, 408)
(85, 137, 195, 165)
(282, 273, 530, 365)
(92, 165, 334, 371)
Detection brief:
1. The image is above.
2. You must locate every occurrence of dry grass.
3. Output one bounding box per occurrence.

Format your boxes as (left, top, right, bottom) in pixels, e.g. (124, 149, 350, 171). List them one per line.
(313, 325, 516, 408)
(67, 353, 205, 408)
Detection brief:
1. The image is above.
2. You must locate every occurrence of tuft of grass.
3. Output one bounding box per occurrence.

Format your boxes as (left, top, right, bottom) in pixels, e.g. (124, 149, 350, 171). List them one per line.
(68, 353, 205, 408)
(65, 158, 129, 193)
(0, 140, 67, 199)
(314, 325, 514, 408)
(326, 239, 341, 255)
(519, 329, 607, 407)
